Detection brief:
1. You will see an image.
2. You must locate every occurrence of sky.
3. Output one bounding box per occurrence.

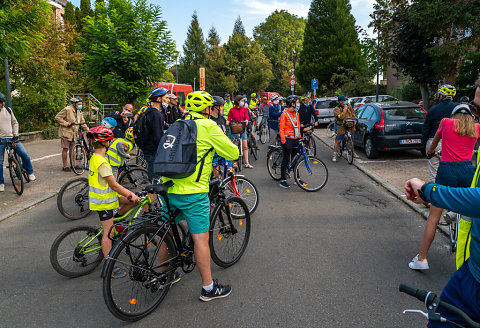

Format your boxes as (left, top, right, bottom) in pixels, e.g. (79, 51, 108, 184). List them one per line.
(69, 0, 376, 54)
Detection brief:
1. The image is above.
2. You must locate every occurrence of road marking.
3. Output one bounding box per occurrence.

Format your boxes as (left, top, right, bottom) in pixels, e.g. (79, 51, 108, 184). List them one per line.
(31, 153, 62, 162)
(394, 159, 426, 162)
(356, 160, 388, 164)
(357, 158, 425, 164)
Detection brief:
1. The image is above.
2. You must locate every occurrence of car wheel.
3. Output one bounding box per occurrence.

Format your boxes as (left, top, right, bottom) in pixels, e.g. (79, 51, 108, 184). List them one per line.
(420, 149, 426, 157)
(365, 136, 379, 159)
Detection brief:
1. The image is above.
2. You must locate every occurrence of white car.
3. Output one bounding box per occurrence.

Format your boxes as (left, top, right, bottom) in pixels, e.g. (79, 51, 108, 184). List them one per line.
(353, 95, 397, 108)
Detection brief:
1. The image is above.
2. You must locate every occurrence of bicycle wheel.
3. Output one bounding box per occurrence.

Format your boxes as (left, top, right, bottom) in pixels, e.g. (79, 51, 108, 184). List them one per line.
(8, 157, 23, 195)
(294, 156, 328, 192)
(260, 125, 268, 144)
(449, 214, 460, 252)
(326, 122, 335, 138)
(224, 175, 259, 215)
(338, 141, 343, 158)
(50, 225, 103, 278)
(135, 149, 147, 169)
(346, 138, 354, 165)
(118, 167, 148, 193)
(235, 139, 243, 172)
(57, 177, 91, 220)
(248, 135, 258, 161)
(103, 225, 175, 322)
(306, 136, 317, 157)
(209, 196, 251, 268)
(70, 144, 87, 175)
(267, 148, 283, 181)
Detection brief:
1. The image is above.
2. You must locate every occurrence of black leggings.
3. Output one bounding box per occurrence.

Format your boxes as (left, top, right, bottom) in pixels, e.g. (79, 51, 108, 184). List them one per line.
(281, 138, 299, 180)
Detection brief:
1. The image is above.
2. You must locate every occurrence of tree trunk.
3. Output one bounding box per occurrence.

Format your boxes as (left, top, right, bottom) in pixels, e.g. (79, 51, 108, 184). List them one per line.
(420, 84, 429, 110)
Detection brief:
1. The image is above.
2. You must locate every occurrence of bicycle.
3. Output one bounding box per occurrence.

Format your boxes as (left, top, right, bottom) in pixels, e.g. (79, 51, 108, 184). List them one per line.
(69, 122, 95, 175)
(50, 191, 155, 278)
(1, 139, 31, 195)
(102, 181, 251, 321)
(326, 121, 336, 138)
(57, 162, 148, 220)
(399, 283, 480, 327)
(230, 123, 245, 172)
(302, 124, 317, 157)
(247, 124, 258, 161)
(258, 121, 269, 144)
(337, 119, 356, 165)
(266, 131, 329, 192)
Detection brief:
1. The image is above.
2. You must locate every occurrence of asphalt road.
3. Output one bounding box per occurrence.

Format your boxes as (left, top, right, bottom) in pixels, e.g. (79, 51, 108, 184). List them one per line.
(0, 137, 456, 327)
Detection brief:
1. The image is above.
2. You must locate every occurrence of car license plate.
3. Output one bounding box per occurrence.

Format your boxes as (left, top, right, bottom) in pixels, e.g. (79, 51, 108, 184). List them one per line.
(323, 118, 330, 122)
(400, 139, 421, 144)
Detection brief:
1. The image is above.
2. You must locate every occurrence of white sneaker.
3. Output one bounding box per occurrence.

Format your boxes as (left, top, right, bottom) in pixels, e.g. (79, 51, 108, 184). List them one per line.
(0, 184, 4, 192)
(28, 174, 36, 181)
(332, 155, 337, 162)
(408, 255, 429, 270)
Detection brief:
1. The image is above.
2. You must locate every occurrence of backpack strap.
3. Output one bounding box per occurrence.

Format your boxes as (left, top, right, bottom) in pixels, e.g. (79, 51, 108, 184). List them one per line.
(5, 107, 12, 115)
(195, 147, 214, 182)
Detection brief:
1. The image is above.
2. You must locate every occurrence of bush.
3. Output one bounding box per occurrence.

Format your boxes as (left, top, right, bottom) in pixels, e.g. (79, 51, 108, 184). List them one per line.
(391, 83, 421, 102)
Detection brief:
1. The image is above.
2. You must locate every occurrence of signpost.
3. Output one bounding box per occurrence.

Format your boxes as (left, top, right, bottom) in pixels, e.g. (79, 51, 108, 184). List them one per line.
(290, 73, 296, 95)
(311, 78, 318, 99)
(199, 67, 205, 91)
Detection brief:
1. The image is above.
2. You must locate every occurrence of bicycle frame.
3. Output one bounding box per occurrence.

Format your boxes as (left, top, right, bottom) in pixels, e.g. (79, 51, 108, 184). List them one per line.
(272, 141, 313, 175)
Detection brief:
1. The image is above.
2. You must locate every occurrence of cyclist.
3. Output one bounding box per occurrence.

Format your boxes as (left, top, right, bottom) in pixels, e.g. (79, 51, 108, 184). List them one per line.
(227, 95, 253, 169)
(278, 95, 301, 189)
(162, 91, 239, 301)
(55, 96, 89, 171)
(460, 96, 470, 105)
(86, 126, 140, 278)
(421, 84, 459, 182)
(249, 93, 259, 114)
(269, 94, 282, 145)
(210, 96, 234, 178)
(258, 96, 269, 132)
(0, 92, 36, 192)
(223, 93, 234, 120)
(106, 127, 135, 175)
(332, 95, 358, 162)
(101, 117, 117, 131)
(299, 95, 319, 129)
(278, 96, 285, 108)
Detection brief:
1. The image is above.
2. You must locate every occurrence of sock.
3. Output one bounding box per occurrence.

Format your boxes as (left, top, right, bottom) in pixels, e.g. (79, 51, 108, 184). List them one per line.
(333, 152, 337, 156)
(203, 281, 214, 292)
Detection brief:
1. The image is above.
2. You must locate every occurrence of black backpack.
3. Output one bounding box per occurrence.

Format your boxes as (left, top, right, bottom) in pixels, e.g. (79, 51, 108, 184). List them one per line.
(133, 107, 153, 150)
(153, 119, 213, 181)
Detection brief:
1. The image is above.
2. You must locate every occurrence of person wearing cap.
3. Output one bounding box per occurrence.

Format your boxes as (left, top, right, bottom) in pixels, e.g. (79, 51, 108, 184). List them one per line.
(223, 93, 234, 120)
(165, 93, 182, 125)
(460, 96, 470, 105)
(55, 96, 89, 171)
(332, 95, 357, 162)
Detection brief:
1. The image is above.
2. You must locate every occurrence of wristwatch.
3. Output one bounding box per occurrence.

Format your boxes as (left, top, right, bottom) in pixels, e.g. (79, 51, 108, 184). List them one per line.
(417, 183, 429, 202)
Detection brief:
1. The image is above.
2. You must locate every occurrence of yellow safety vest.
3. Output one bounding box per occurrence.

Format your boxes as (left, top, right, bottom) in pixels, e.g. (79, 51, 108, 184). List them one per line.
(88, 153, 119, 211)
(249, 99, 258, 110)
(106, 138, 133, 167)
(456, 155, 479, 269)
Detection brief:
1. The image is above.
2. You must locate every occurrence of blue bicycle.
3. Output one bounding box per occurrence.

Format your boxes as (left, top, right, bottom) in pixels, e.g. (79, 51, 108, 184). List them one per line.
(266, 133, 328, 192)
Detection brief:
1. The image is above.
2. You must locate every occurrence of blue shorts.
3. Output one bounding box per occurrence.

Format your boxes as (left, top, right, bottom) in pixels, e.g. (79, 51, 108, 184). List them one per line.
(435, 161, 475, 187)
(427, 261, 480, 327)
(162, 193, 210, 234)
(144, 153, 156, 183)
(230, 131, 247, 140)
(213, 156, 232, 170)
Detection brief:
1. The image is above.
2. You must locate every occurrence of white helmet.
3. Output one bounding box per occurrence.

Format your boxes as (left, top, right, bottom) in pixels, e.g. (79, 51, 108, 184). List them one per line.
(270, 94, 278, 101)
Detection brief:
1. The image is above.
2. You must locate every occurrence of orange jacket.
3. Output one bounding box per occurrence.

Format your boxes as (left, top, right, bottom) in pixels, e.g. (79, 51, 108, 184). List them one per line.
(279, 109, 301, 143)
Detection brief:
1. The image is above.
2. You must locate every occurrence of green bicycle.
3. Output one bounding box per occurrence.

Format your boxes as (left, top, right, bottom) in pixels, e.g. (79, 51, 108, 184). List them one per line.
(49, 192, 163, 278)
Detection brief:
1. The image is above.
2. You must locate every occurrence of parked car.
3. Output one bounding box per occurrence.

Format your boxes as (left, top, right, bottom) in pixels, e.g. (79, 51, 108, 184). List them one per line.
(156, 82, 193, 109)
(353, 101, 426, 158)
(313, 97, 338, 124)
(354, 95, 397, 108)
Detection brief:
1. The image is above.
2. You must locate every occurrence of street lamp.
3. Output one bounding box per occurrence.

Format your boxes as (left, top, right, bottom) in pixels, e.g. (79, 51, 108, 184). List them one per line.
(292, 49, 297, 95)
(373, 10, 385, 102)
(238, 66, 242, 95)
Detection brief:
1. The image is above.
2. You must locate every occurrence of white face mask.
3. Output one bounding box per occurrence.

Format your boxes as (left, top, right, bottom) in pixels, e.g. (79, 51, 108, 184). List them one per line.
(273, 100, 279, 105)
(295, 103, 300, 111)
(239, 101, 245, 107)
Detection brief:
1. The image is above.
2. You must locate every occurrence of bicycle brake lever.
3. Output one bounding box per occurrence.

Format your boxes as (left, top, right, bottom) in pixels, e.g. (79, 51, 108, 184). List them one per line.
(403, 309, 428, 319)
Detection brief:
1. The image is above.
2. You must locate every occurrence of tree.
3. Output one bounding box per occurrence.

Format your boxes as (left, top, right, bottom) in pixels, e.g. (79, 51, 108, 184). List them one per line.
(232, 16, 246, 36)
(64, 1, 76, 26)
(297, 0, 363, 94)
(179, 11, 206, 86)
(80, 0, 176, 104)
(206, 26, 221, 51)
(253, 10, 305, 94)
(75, 7, 83, 31)
(80, 0, 94, 19)
(456, 52, 480, 90)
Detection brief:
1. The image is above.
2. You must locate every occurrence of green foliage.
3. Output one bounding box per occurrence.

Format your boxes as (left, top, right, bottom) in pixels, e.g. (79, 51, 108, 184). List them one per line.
(205, 27, 237, 93)
(80, 0, 94, 19)
(75, 7, 83, 31)
(0, 0, 50, 59)
(232, 16, 246, 36)
(80, 0, 176, 104)
(297, 0, 363, 94)
(253, 10, 305, 94)
(392, 82, 421, 102)
(179, 11, 206, 86)
(456, 52, 480, 90)
(64, 2, 76, 26)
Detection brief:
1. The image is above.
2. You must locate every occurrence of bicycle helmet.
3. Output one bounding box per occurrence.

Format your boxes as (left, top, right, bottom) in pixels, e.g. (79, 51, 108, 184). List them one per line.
(0, 92, 5, 103)
(278, 96, 284, 101)
(460, 96, 470, 103)
(243, 94, 247, 99)
(270, 94, 278, 101)
(101, 117, 117, 129)
(185, 91, 214, 112)
(86, 126, 114, 142)
(338, 95, 347, 101)
(251, 93, 256, 97)
(70, 96, 82, 103)
(212, 96, 225, 107)
(285, 95, 300, 107)
(451, 104, 474, 117)
(124, 127, 135, 142)
(224, 93, 230, 98)
(148, 87, 169, 101)
(438, 84, 456, 97)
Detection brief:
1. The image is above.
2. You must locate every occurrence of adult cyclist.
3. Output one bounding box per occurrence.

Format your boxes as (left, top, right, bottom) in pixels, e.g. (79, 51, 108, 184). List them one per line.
(299, 95, 318, 129)
(249, 93, 259, 114)
(210, 96, 234, 178)
(162, 91, 239, 301)
(332, 95, 358, 162)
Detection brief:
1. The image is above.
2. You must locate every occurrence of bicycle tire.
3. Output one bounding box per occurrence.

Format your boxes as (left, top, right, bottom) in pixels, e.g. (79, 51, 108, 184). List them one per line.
(346, 137, 354, 165)
(50, 225, 103, 278)
(326, 122, 336, 138)
(267, 148, 283, 181)
(70, 144, 87, 175)
(223, 175, 259, 215)
(209, 196, 251, 268)
(249, 135, 258, 161)
(103, 225, 175, 321)
(306, 136, 317, 157)
(260, 125, 268, 144)
(57, 177, 91, 220)
(236, 138, 243, 172)
(117, 167, 148, 194)
(294, 156, 328, 192)
(16, 155, 30, 183)
(8, 157, 24, 195)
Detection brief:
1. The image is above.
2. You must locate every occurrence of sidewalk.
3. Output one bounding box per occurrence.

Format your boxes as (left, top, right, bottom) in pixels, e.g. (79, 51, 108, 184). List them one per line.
(0, 139, 86, 222)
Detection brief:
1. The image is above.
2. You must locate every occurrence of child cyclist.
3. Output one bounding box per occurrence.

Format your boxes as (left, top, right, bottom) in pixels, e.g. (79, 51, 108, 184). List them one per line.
(86, 126, 140, 278)
(106, 127, 135, 176)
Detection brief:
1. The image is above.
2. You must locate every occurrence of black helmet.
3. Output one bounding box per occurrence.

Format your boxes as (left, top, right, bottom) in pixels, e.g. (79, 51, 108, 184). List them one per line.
(224, 93, 230, 98)
(70, 96, 82, 103)
(285, 95, 300, 107)
(212, 96, 225, 107)
(0, 92, 5, 103)
(460, 96, 470, 103)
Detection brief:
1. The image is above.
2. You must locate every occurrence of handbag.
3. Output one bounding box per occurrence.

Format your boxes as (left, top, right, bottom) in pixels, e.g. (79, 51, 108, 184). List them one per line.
(230, 123, 244, 134)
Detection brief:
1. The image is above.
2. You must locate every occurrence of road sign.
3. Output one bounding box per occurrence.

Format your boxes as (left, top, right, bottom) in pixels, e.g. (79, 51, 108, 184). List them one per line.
(199, 67, 205, 91)
(311, 79, 318, 90)
(291, 86, 294, 91)
(290, 73, 296, 80)
(290, 79, 296, 86)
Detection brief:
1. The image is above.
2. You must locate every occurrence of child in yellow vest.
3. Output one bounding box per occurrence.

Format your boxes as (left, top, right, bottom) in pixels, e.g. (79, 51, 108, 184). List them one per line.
(106, 127, 135, 177)
(86, 126, 140, 278)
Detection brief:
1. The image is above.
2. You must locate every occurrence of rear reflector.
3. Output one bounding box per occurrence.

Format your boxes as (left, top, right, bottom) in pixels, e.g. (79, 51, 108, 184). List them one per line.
(383, 148, 390, 151)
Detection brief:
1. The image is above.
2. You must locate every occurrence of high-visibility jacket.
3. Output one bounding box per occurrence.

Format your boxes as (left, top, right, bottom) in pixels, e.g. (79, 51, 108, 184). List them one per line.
(88, 153, 119, 211)
(106, 138, 133, 167)
(279, 109, 300, 143)
(223, 101, 234, 120)
(249, 99, 258, 111)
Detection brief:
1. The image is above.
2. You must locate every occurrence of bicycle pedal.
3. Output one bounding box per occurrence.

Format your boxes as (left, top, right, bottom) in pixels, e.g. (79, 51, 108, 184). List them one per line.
(439, 222, 449, 226)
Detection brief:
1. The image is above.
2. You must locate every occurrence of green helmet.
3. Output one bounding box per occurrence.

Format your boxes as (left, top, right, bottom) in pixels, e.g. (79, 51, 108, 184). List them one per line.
(185, 91, 214, 112)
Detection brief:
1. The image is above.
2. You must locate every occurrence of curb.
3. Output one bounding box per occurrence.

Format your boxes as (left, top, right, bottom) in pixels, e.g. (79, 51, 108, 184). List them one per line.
(312, 132, 449, 235)
(0, 192, 58, 223)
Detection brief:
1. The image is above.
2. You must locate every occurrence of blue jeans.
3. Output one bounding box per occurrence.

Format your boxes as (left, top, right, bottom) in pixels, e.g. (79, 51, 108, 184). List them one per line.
(144, 153, 156, 183)
(0, 138, 34, 185)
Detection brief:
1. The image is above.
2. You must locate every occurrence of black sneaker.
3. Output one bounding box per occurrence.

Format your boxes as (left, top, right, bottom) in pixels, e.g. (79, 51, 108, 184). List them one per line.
(199, 279, 232, 302)
(279, 180, 290, 189)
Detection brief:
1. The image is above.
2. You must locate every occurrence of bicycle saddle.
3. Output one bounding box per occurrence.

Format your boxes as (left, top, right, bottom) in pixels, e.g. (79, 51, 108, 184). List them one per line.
(145, 181, 173, 195)
(269, 145, 282, 150)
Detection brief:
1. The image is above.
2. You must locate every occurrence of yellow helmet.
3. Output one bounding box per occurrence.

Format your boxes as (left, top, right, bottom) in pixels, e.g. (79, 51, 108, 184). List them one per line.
(251, 93, 256, 97)
(125, 127, 134, 142)
(438, 84, 456, 97)
(185, 91, 214, 112)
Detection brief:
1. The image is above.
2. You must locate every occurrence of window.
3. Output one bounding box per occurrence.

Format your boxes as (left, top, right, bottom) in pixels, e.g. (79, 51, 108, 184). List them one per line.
(359, 106, 375, 120)
(315, 101, 329, 109)
(383, 107, 426, 120)
(176, 92, 185, 107)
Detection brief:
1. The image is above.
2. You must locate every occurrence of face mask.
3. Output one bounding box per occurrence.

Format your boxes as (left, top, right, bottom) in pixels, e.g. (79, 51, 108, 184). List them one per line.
(162, 102, 168, 110)
(226, 99, 230, 102)
(273, 100, 279, 105)
(295, 104, 300, 111)
(77, 105, 83, 110)
(239, 101, 245, 107)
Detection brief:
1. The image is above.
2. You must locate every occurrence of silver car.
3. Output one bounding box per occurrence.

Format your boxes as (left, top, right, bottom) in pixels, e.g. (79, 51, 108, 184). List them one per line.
(314, 97, 338, 124)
